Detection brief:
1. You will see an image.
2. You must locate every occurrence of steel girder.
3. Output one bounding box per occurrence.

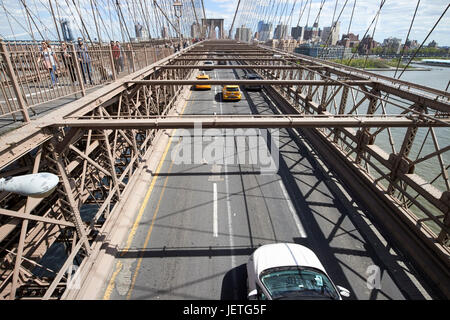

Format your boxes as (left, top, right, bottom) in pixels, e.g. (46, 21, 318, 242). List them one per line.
(0, 39, 449, 300)
(0, 43, 198, 299)
(245, 44, 450, 296)
(50, 115, 448, 130)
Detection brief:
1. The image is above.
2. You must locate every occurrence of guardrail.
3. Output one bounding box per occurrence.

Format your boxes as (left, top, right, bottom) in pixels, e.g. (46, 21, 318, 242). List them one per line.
(0, 41, 174, 122)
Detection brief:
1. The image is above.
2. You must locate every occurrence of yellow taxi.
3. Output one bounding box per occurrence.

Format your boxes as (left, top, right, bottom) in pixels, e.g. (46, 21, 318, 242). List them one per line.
(195, 73, 211, 90)
(222, 85, 242, 101)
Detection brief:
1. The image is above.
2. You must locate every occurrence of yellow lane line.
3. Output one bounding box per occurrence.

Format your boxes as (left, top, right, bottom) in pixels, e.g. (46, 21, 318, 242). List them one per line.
(102, 261, 123, 300)
(103, 90, 191, 300)
(125, 139, 181, 299)
(122, 136, 174, 254)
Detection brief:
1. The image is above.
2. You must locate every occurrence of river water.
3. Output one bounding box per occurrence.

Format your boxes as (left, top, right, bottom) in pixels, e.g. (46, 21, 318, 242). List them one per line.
(372, 64, 449, 93)
(368, 64, 449, 234)
(370, 64, 449, 184)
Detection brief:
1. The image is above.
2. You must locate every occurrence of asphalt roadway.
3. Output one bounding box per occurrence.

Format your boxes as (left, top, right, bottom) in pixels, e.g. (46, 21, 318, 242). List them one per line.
(102, 63, 435, 300)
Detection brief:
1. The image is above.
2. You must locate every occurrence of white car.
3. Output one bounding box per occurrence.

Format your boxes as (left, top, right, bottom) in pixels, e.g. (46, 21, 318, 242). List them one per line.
(246, 243, 350, 300)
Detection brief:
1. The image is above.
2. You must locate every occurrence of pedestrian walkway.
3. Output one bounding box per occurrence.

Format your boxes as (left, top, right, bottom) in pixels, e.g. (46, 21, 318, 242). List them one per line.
(0, 40, 175, 135)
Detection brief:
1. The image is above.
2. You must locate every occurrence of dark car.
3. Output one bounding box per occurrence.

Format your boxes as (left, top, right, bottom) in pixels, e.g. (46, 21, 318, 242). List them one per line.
(201, 60, 214, 71)
(244, 74, 262, 91)
(216, 52, 226, 65)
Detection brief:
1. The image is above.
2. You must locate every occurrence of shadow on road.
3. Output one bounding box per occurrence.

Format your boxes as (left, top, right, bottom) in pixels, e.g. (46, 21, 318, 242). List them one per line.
(221, 263, 248, 300)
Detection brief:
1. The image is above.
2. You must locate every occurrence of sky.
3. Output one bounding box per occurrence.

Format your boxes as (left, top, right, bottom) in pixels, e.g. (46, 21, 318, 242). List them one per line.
(0, 0, 448, 46)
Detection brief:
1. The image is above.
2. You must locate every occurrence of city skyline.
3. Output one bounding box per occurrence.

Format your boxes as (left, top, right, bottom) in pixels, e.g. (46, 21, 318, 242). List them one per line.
(236, 19, 439, 51)
(205, 0, 449, 46)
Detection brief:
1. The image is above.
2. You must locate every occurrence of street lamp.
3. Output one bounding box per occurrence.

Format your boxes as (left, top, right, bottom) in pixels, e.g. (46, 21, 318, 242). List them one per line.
(0, 173, 59, 198)
(173, 1, 183, 51)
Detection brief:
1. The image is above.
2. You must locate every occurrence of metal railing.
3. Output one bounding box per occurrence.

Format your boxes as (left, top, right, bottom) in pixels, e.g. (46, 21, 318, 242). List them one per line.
(0, 42, 197, 299)
(0, 41, 174, 122)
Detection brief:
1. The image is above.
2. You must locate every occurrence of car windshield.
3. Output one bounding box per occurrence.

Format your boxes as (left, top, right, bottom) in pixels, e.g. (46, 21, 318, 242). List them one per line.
(260, 267, 339, 300)
(204, 61, 213, 64)
(248, 75, 259, 79)
(198, 77, 208, 80)
(226, 87, 239, 92)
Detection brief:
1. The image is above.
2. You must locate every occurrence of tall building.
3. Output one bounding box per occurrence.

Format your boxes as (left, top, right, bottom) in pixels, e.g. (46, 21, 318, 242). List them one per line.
(235, 25, 252, 42)
(257, 21, 265, 33)
(338, 33, 359, 48)
(291, 26, 304, 41)
(321, 21, 340, 45)
(359, 35, 377, 54)
(274, 24, 288, 40)
(191, 22, 201, 38)
(405, 39, 419, 49)
(161, 27, 169, 39)
(295, 43, 351, 59)
(382, 37, 402, 53)
(60, 19, 74, 42)
(135, 23, 143, 39)
(141, 29, 149, 41)
(259, 22, 272, 41)
(303, 26, 320, 42)
(428, 40, 438, 48)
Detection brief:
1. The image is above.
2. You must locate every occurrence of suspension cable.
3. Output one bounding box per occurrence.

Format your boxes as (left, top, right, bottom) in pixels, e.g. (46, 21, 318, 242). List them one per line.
(396, 3, 449, 79)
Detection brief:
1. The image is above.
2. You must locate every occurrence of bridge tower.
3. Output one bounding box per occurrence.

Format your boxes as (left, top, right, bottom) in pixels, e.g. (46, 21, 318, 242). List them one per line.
(202, 19, 224, 39)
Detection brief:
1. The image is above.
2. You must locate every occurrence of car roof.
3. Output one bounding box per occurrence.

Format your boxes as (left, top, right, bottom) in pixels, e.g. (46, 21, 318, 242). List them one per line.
(252, 243, 326, 276)
(197, 74, 209, 78)
(224, 85, 239, 88)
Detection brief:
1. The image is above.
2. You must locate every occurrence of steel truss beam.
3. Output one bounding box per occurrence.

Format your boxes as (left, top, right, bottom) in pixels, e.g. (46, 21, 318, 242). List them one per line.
(0, 39, 449, 300)
(51, 115, 448, 130)
(173, 58, 298, 61)
(248, 44, 450, 297)
(128, 80, 373, 86)
(182, 53, 274, 56)
(157, 65, 324, 69)
(0, 42, 200, 299)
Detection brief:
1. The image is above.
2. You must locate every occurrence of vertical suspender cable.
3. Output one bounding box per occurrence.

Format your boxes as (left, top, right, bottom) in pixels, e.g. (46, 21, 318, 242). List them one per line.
(393, 0, 420, 78)
(396, 4, 449, 79)
(229, 0, 242, 39)
(340, 0, 356, 62)
(48, 0, 62, 42)
(347, 0, 386, 64)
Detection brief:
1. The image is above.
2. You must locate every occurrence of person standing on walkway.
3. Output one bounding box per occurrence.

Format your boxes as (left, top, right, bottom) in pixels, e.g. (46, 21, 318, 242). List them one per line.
(38, 41, 59, 87)
(76, 37, 93, 85)
(116, 41, 124, 73)
(126, 43, 135, 72)
(111, 40, 121, 74)
(60, 41, 77, 84)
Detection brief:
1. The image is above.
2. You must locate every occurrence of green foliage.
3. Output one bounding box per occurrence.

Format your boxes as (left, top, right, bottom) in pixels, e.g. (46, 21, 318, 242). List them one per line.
(331, 58, 408, 69)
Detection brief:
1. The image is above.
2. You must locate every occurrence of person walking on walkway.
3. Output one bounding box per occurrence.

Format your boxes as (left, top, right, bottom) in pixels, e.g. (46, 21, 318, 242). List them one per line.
(76, 37, 93, 85)
(60, 41, 77, 83)
(38, 41, 59, 87)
